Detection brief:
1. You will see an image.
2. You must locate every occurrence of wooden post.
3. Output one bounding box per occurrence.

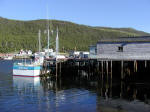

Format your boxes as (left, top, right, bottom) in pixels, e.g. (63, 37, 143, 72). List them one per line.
(134, 60, 135, 72)
(60, 62, 61, 76)
(121, 60, 124, 79)
(136, 61, 137, 72)
(106, 61, 108, 75)
(120, 81, 123, 98)
(56, 61, 58, 78)
(106, 61, 108, 82)
(101, 72, 104, 97)
(88, 60, 90, 76)
(111, 60, 112, 79)
(110, 76, 112, 98)
(145, 60, 147, 68)
(106, 61, 109, 83)
(97, 61, 99, 70)
(134, 60, 137, 72)
(101, 60, 103, 79)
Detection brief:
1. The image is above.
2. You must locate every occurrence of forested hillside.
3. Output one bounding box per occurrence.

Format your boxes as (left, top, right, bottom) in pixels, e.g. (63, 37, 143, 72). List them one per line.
(0, 17, 149, 53)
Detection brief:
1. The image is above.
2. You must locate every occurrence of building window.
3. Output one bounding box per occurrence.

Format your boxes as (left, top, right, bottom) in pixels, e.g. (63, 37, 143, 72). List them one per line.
(118, 46, 123, 52)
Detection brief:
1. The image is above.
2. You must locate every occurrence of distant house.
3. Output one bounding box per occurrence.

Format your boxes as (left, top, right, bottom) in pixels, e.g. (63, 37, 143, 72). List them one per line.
(90, 36, 150, 60)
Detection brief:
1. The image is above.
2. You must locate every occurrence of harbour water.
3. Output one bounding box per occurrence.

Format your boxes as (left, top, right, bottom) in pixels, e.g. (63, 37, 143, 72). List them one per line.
(0, 60, 150, 112)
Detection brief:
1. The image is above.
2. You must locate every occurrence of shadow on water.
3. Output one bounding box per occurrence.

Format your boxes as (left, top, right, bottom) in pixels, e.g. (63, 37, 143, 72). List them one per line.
(41, 60, 150, 112)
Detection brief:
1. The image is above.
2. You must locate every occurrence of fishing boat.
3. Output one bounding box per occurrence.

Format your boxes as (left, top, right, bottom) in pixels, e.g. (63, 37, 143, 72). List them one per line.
(13, 62, 42, 77)
(13, 30, 44, 77)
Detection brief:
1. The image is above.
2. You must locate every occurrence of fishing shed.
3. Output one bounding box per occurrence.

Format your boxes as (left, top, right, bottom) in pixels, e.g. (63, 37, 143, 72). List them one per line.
(96, 36, 150, 60)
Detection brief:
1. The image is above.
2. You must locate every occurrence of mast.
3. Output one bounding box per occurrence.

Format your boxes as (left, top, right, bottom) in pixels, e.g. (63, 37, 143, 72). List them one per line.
(56, 27, 59, 57)
(47, 28, 50, 50)
(46, 4, 50, 50)
(38, 30, 41, 53)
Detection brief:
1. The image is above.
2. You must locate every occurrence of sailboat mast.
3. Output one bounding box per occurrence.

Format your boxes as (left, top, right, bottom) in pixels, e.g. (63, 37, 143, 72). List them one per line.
(38, 30, 41, 53)
(56, 27, 59, 56)
(46, 4, 50, 50)
(47, 28, 50, 49)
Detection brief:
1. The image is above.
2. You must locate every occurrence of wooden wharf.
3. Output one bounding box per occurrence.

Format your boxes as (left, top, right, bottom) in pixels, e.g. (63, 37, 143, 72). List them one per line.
(40, 57, 150, 82)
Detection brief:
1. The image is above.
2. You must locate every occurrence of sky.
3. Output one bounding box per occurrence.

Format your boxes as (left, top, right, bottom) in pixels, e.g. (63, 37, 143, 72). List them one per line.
(0, 0, 150, 33)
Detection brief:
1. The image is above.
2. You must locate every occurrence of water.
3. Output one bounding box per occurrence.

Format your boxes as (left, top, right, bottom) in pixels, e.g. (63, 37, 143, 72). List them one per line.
(0, 60, 150, 112)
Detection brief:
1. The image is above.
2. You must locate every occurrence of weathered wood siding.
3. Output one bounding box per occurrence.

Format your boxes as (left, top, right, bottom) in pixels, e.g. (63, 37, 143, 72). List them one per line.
(97, 42, 150, 60)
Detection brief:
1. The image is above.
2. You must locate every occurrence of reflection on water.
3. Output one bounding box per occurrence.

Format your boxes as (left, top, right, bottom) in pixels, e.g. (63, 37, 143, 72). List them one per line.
(1, 60, 150, 112)
(13, 76, 40, 89)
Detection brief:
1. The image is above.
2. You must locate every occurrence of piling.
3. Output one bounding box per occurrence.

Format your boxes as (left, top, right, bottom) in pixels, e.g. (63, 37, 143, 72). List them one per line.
(60, 62, 61, 76)
(121, 60, 124, 79)
(106, 61, 108, 75)
(134, 60, 138, 72)
(106, 61, 109, 82)
(56, 61, 58, 78)
(145, 60, 147, 68)
(101, 60, 103, 79)
(110, 60, 112, 79)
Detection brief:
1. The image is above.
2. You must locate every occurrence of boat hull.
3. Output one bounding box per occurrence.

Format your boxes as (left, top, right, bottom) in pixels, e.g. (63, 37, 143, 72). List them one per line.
(13, 66, 41, 77)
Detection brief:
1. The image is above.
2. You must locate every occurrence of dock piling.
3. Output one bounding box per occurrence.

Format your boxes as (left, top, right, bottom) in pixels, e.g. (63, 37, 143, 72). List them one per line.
(101, 60, 103, 79)
(121, 60, 124, 79)
(111, 60, 112, 79)
(145, 60, 147, 68)
(134, 60, 137, 72)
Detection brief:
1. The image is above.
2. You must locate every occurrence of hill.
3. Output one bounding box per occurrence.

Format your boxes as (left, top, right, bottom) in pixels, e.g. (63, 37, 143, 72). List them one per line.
(0, 17, 149, 53)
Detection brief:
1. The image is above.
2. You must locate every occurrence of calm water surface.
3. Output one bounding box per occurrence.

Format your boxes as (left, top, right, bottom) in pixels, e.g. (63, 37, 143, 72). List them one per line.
(0, 60, 150, 112)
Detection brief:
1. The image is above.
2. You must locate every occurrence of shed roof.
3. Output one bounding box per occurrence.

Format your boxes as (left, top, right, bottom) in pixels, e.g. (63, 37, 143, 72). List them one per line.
(98, 36, 150, 43)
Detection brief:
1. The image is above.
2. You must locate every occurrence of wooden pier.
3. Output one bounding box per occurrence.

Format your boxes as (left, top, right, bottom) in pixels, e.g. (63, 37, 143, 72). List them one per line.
(40, 57, 150, 82)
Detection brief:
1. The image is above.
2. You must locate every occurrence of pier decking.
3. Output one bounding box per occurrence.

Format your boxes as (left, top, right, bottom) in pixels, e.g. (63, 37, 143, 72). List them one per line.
(40, 57, 150, 82)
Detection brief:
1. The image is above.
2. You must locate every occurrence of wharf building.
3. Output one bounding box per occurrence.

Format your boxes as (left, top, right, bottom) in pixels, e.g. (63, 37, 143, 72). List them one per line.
(89, 36, 150, 60)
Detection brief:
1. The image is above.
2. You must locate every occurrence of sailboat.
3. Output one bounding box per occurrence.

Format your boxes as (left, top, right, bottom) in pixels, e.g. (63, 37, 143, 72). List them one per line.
(55, 28, 66, 60)
(44, 26, 66, 59)
(44, 27, 55, 58)
(13, 30, 44, 77)
(43, 13, 56, 59)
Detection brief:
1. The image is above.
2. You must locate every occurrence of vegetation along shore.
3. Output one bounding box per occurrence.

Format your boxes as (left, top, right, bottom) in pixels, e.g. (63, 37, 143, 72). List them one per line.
(0, 17, 150, 53)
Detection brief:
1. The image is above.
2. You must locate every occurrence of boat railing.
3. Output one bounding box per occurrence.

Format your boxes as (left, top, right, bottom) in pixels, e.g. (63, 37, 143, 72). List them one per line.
(13, 58, 43, 66)
(13, 59, 36, 66)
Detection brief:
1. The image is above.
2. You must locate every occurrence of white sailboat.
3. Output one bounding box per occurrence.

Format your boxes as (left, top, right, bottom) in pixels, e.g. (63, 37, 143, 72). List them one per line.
(44, 11, 56, 59)
(34, 30, 44, 65)
(55, 28, 66, 60)
(43, 27, 66, 60)
(44, 27, 55, 58)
